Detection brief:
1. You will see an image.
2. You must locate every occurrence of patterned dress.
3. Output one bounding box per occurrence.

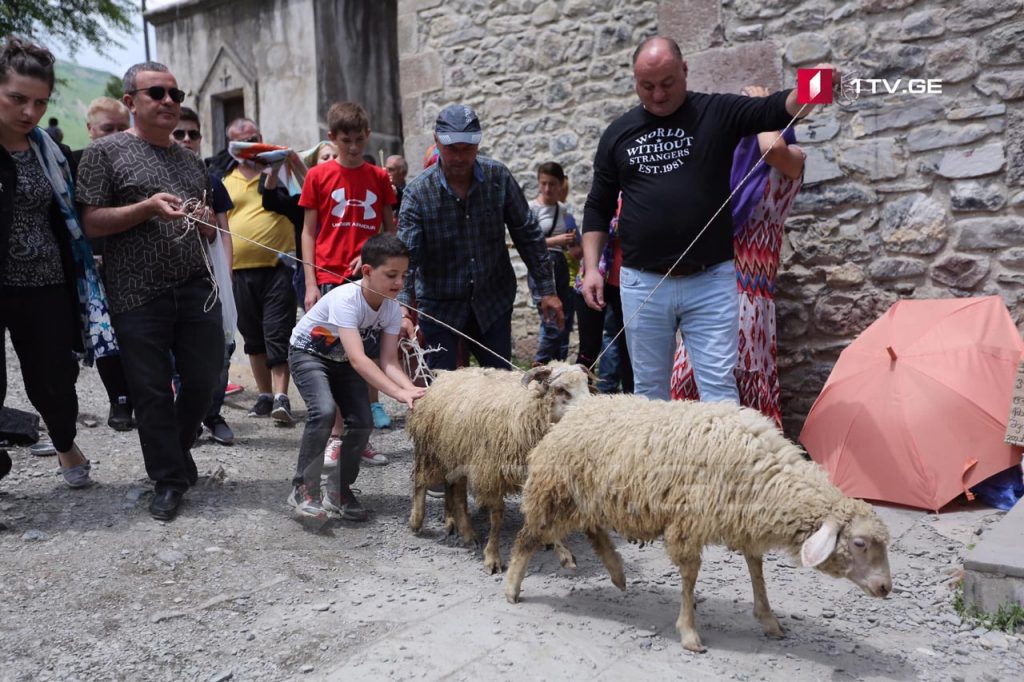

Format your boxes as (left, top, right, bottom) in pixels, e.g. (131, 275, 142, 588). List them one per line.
(670, 166, 803, 426)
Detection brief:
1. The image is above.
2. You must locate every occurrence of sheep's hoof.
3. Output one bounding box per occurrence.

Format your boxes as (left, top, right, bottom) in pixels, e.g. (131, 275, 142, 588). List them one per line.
(761, 621, 785, 639)
(559, 553, 577, 570)
(484, 557, 504, 574)
(504, 587, 521, 604)
(611, 571, 626, 592)
(681, 633, 706, 653)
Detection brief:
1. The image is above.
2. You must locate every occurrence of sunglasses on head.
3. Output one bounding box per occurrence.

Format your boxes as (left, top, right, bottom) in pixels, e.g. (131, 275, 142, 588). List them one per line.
(128, 86, 186, 103)
(172, 129, 202, 141)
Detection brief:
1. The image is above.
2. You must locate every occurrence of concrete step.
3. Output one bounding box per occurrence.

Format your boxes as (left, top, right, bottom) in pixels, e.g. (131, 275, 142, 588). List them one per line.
(963, 496, 1024, 614)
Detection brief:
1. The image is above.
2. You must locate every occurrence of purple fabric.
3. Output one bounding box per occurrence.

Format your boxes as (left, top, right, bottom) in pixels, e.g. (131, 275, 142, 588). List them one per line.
(730, 127, 797, 235)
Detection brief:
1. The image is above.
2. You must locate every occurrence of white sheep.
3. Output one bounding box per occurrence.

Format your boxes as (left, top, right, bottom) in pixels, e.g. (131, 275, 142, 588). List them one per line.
(504, 395, 893, 652)
(407, 363, 592, 573)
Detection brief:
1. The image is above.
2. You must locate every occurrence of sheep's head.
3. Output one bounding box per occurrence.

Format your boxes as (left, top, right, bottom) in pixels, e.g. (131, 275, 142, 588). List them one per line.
(799, 503, 892, 598)
(521, 363, 592, 422)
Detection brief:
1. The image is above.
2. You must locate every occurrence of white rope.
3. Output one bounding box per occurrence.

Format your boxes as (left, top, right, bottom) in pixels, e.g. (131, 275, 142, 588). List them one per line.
(177, 211, 524, 372)
(399, 329, 443, 386)
(588, 105, 809, 373)
(178, 191, 220, 313)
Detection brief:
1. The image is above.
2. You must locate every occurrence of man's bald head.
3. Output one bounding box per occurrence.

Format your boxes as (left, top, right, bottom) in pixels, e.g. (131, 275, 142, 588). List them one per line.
(632, 36, 688, 117)
(632, 36, 683, 68)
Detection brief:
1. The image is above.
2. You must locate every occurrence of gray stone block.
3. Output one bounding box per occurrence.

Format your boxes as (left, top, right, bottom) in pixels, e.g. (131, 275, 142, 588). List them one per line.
(950, 181, 1007, 212)
(880, 194, 948, 255)
(926, 38, 978, 83)
(937, 143, 1006, 179)
(955, 217, 1024, 250)
(659, 0, 722, 53)
(931, 254, 990, 289)
(851, 98, 944, 137)
(978, 21, 1024, 65)
(964, 498, 1024, 613)
(907, 123, 995, 153)
(900, 10, 946, 41)
(975, 70, 1024, 101)
(784, 32, 831, 65)
(946, 0, 1022, 33)
(685, 41, 783, 94)
(838, 138, 905, 180)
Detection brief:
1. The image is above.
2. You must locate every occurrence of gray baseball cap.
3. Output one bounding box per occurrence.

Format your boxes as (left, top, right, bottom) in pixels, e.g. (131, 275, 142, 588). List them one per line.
(435, 103, 482, 145)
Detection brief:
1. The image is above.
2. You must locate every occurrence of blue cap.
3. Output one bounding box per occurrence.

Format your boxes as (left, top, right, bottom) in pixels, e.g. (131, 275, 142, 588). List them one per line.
(435, 103, 482, 145)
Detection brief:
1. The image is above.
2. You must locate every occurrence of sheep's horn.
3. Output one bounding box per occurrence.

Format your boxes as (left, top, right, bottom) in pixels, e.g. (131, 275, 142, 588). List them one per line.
(522, 365, 553, 386)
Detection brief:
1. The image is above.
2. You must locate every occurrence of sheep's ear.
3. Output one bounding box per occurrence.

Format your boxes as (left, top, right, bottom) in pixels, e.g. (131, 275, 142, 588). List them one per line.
(800, 519, 841, 568)
(521, 366, 553, 387)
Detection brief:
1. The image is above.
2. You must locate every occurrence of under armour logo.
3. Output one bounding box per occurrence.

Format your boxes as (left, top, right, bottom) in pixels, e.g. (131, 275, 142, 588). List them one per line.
(331, 188, 377, 220)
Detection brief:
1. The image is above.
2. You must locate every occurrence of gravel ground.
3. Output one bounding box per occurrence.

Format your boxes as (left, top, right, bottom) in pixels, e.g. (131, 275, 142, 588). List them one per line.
(1, 340, 1022, 681)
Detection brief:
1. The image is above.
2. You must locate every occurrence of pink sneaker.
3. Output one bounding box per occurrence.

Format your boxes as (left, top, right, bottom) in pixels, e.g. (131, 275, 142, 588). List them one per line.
(225, 383, 243, 396)
(322, 436, 342, 470)
(361, 445, 389, 466)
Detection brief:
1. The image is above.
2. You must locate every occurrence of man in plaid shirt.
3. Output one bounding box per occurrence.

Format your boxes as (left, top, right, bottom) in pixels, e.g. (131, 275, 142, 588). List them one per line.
(398, 104, 564, 370)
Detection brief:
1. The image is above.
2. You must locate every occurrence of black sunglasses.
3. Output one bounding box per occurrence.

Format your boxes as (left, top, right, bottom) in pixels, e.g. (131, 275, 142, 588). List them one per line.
(172, 129, 202, 141)
(128, 86, 186, 104)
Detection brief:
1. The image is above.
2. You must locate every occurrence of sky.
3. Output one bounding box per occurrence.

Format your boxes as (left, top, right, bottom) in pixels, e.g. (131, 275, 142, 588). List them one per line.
(50, 0, 178, 76)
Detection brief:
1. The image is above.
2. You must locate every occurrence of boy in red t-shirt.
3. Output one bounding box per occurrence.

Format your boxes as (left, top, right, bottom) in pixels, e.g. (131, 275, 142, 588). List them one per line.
(299, 102, 397, 466)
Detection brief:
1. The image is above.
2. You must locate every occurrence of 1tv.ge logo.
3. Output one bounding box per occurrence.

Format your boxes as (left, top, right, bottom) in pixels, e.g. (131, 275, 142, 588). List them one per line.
(797, 68, 943, 104)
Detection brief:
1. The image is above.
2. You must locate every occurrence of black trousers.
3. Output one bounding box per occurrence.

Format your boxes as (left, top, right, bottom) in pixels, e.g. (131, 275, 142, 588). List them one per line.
(233, 264, 296, 368)
(0, 285, 79, 452)
(112, 279, 223, 493)
(575, 284, 632, 392)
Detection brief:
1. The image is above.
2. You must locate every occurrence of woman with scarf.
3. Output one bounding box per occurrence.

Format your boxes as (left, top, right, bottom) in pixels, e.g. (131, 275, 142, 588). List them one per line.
(669, 85, 805, 427)
(0, 38, 112, 486)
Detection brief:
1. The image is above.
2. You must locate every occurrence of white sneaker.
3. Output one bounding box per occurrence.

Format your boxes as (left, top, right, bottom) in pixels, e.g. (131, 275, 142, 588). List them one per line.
(322, 436, 342, 470)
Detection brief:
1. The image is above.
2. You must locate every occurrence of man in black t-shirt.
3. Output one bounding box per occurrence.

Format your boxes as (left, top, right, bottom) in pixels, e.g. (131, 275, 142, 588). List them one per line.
(581, 36, 832, 403)
(78, 62, 224, 522)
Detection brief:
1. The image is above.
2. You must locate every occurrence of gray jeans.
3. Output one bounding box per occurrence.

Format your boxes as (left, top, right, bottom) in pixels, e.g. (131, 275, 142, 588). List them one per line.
(288, 347, 372, 491)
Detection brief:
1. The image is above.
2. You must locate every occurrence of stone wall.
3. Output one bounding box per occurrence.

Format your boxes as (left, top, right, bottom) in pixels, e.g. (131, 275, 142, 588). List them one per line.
(397, 0, 659, 360)
(395, 0, 1024, 434)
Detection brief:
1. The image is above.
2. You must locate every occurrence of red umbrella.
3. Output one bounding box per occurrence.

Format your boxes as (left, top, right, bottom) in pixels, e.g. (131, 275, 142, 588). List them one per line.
(799, 296, 1024, 511)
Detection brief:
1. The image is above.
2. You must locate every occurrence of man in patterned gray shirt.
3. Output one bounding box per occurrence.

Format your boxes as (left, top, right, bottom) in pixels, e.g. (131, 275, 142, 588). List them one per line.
(77, 62, 223, 522)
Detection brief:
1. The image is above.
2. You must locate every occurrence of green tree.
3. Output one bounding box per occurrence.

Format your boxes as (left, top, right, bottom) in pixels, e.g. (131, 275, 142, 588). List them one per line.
(1, 1, 135, 55)
(104, 74, 123, 99)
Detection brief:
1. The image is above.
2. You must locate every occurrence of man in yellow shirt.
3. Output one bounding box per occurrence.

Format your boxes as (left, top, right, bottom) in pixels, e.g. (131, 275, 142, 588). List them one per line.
(222, 118, 297, 424)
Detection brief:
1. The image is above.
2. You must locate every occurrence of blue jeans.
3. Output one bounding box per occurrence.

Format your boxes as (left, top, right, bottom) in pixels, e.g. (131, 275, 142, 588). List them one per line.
(112, 278, 223, 492)
(530, 251, 575, 363)
(619, 262, 738, 402)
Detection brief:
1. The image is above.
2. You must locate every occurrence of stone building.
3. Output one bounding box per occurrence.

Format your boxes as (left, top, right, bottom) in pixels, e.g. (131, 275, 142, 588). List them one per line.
(146, 0, 402, 160)
(151, 0, 1024, 434)
(398, 0, 1024, 434)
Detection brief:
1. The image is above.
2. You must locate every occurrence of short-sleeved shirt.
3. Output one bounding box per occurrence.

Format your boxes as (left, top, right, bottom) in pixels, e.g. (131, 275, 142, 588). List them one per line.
(290, 281, 402, 363)
(222, 168, 295, 270)
(298, 162, 396, 285)
(76, 132, 211, 314)
(210, 175, 233, 214)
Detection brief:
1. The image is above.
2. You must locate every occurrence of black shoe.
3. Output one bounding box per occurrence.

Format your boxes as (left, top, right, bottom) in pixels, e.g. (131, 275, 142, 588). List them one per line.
(0, 450, 11, 481)
(270, 395, 294, 425)
(248, 394, 273, 417)
(149, 489, 184, 521)
(323, 485, 368, 521)
(203, 415, 235, 445)
(107, 399, 135, 431)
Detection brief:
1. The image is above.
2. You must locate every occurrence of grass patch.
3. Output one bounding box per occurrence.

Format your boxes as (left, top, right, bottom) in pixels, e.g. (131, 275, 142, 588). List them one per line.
(953, 584, 1024, 633)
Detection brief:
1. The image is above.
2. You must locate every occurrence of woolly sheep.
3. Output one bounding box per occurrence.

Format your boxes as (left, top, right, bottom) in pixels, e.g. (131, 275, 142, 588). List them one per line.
(504, 395, 893, 652)
(407, 363, 592, 573)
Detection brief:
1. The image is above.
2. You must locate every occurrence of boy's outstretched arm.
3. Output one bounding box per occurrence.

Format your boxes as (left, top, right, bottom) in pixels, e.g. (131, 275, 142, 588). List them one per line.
(378, 332, 421, 392)
(339, 328, 426, 409)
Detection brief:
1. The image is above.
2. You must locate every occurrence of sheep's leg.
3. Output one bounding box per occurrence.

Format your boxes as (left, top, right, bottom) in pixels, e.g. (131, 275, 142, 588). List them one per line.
(585, 527, 625, 590)
(551, 539, 577, 570)
(482, 498, 505, 574)
(442, 480, 458, 536)
(450, 477, 477, 547)
(504, 525, 544, 604)
(744, 553, 784, 639)
(409, 469, 428, 533)
(667, 545, 705, 653)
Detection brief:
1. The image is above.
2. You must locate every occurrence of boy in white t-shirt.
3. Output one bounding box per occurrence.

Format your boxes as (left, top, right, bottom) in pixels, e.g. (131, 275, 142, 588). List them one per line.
(287, 234, 426, 522)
